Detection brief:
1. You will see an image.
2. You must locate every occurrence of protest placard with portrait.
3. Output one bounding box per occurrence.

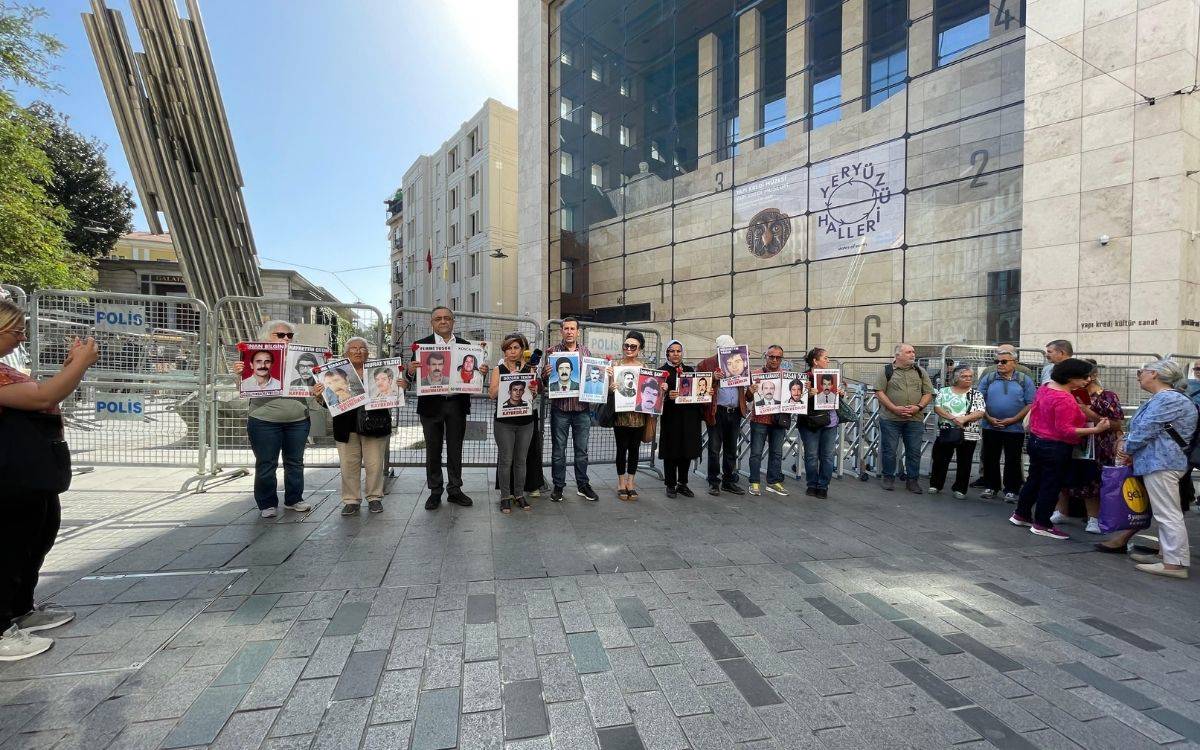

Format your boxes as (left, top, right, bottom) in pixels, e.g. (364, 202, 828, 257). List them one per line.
(635, 369, 667, 416)
(283, 344, 329, 398)
(812, 369, 840, 410)
(313, 358, 368, 416)
(752, 372, 783, 416)
(717, 344, 751, 388)
(497, 372, 535, 418)
(781, 375, 809, 414)
(238, 342, 287, 397)
(416, 344, 452, 396)
(450, 343, 486, 395)
(364, 357, 405, 410)
(547, 351, 582, 400)
(613, 365, 640, 412)
(579, 356, 609, 404)
(676, 372, 713, 404)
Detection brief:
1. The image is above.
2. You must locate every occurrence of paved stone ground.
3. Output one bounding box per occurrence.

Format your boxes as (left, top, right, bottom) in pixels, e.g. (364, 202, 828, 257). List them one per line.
(3, 463, 1200, 750)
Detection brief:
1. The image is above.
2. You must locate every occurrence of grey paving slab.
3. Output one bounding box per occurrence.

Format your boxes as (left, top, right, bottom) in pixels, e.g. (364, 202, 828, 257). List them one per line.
(161, 684, 250, 748)
(212, 640, 279, 687)
(717, 658, 782, 707)
(324, 601, 372, 637)
(891, 618, 964, 656)
(944, 633, 1024, 673)
(717, 590, 765, 618)
(364, 721, 412, 750)
(568, 631, 612, 674)
(226, 594, 283, 626)
(502, 679, 549, 741)
(1038, 622, 1121, 658)
(891, 660, 971, 709)
(1078, 617, 1165, 652)
(465, 593, 497, 624)
(581, 672, 634, 728)
(372, 668, 422, 724)
(626, 691, 688, 750)
(613, 596, 654, 629)
(1060, 662, 1159, 710)
(333, 649, 388, 700)
(411, 687, 460, 750)
(596, 724, 648, 750)
(954, 706, 1039, 750)
(803, 597, 859, 626)
(463, 660, 502, 712)
(547, 700, 600, 750)
(689, 621, 743, 660)
(312, 697, 371, 750)
(976, 582, 1038, 606)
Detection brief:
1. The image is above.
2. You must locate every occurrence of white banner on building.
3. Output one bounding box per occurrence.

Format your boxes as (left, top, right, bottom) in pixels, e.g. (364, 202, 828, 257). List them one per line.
(733, 168, 808, 260)
(809, 139, 906, 260)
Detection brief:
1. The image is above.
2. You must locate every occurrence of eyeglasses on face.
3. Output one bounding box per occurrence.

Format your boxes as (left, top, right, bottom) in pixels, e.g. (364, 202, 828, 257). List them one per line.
(994, 359, 1013, 364)
(623, 343, 639, 350)
(274, 331, 295, 339)
(765, 354, 783, 360)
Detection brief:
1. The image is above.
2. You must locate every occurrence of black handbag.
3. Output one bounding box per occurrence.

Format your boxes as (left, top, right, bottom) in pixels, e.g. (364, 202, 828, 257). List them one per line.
(803, 411, 832, 430)
(0, 408, 72, 493)
(356, 407, 392, 437)
(594, 391, 616, 428)
(935, 425, 964, 445)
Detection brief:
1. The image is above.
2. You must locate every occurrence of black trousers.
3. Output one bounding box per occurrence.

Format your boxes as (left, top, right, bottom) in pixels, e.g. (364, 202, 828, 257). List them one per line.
(663, 458, 691, 488)
(706, 407, 741, 485)
(0, 490, 60, 629)
(981, 430, 1025, 494)
(930, 439, 977, 494)
(614, 426, 642, 475)
(420, 400, 466, 494)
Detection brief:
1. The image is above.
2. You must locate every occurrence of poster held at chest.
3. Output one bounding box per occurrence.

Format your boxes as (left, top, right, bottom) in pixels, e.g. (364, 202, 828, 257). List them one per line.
(283, 344, 330, 398)
(781, 375, 809, 414)
(497, 373, 535, 418)
(812, 369, 840, 410)
(579, 356, 609, 404)
(635, 369, 668, 416)
(313, 359, 368, 417)
(752, 372, 783, 416)
(613, 365, 640, 412)
(365, 357, 405, 410)
(676, 372, 713, 404)
(415, 344, 452, 396)
(238, 342, 287, 397)
(547, 351, 582, 399)
(717, 345, 751, 388)
(451, 344, 486, 395)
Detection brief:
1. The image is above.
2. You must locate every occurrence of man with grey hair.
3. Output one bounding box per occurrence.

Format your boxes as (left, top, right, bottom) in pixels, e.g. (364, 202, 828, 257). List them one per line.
(874, 343, 934, 493)
(407, 306, 486, 510)
(1042, 340, 1073, 384)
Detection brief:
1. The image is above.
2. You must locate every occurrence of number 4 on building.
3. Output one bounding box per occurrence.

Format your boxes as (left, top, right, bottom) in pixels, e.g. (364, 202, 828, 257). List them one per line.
(993, 0, 1023, 31)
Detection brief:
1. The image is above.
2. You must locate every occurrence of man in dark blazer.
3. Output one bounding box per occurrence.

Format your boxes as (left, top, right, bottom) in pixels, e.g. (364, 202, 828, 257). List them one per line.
(407, 306, 484, 510)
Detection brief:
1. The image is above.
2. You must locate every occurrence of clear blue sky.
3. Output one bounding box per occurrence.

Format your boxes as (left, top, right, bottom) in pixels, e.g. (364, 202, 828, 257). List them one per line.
(14, 0, 518, 312)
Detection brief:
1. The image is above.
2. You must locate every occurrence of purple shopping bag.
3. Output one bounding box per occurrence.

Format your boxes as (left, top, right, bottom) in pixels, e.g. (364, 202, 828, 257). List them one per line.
(1098, 465, 1151, 534)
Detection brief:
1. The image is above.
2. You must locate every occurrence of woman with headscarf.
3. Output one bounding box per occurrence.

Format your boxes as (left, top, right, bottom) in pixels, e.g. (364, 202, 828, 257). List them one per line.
(659, 339, 702, 497)
(314, 337, 394, 516)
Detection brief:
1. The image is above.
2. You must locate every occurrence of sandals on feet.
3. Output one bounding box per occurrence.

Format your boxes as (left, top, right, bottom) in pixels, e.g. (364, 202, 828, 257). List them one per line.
(514, 496, 531, 511)
(500, 497, 512, 514)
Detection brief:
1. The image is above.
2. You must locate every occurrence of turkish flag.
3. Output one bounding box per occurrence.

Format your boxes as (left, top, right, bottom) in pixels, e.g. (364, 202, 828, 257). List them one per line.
(425, 248, 432, 273)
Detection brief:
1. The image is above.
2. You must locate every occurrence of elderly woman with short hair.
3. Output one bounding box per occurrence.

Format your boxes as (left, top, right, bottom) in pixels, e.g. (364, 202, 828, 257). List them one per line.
(315, 336, 394, 516)
(234, 320, 314, 518)
(1111, 360, 1197, 579)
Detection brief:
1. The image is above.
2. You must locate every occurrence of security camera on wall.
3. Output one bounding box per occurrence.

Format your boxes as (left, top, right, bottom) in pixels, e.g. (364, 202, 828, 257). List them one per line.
(1099, 234, 1110, 246)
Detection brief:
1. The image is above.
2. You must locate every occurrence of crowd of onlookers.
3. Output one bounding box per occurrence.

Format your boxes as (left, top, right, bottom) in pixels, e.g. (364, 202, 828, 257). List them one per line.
(3, 296, 1197, 663)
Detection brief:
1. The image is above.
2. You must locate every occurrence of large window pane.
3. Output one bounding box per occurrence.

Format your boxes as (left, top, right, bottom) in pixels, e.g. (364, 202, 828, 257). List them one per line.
(935, 0, 989, 66)
(809, 0, 842, 129)
(866, 0, 907, 109)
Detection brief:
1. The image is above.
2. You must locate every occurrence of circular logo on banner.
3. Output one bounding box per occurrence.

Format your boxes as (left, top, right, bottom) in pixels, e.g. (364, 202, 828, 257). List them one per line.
(1122, 477, 1148, 513)
(746, 208, 791, 259)
(821, 177, 888, 229)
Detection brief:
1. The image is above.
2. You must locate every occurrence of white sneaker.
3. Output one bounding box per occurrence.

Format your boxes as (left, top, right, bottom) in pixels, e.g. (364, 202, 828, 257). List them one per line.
(15, 603, 74, 633)
(980, 489, 995, 500)
(0, 625, 53, 662)
(260, 507, 278, 518)
(286, 502, 312, 513)
(1049, 510, 1068, 525)
(1085, 517, 1102, 534)
(1003, 492, 1018, 503)
(953, 491, 967, 500)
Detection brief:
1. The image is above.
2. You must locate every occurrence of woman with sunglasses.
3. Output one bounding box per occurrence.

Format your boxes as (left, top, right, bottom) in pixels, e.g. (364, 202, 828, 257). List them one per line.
(609, 331, 646, 500)
(0, 300, 98, 661)
(231, 321, 314, 518)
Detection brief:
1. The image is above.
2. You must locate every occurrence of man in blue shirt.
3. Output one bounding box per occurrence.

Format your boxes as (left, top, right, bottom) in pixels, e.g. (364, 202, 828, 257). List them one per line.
(979, 352, 1036, 502)
(1187, 362, 1200, 406)
(697, 335, 747, 496)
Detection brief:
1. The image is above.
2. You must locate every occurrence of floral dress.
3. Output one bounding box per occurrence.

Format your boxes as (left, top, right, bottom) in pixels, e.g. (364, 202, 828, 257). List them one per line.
(1065, 388, 1123, 508)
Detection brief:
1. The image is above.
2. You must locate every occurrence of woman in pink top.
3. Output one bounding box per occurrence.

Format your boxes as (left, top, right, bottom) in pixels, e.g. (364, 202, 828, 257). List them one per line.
(1009, 358, 1111, 539)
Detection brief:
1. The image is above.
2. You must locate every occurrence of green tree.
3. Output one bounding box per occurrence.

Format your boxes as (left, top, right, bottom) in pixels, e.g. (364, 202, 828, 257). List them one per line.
(27, 101, 134, 259)
(0, 4, 93, 290)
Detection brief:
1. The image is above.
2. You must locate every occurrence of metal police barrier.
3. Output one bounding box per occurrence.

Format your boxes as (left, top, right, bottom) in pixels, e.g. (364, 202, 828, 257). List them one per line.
(389, 306, 543, 469)
(206, 296, 385, 484)
(1, 283, 27, 308)
(546, 319, 664, 478)
(29, 289, 210, 488)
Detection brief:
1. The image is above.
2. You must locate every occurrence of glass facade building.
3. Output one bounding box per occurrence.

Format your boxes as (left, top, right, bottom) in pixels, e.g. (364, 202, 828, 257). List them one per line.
(543, 0, 1026, 362)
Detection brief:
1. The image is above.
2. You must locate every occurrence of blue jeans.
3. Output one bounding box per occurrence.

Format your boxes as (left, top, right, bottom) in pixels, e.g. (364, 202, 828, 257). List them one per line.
(799, 424, 837, 490)
(879, 418, 924, 480)
(246, 417, 309, 509)
(749, 423, 786, 485)
(551, 408, 590, 488)
(1016, 435, 1073, 527)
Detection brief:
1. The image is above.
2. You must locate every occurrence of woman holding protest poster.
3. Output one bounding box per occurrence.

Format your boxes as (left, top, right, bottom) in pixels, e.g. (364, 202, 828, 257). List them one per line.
(0, 300, 97, 661)
(233, 320, 315, 518)
(609, 330, 647, 501)
(489, 332, 535, 514)
(659, 340, 701, 498)
(316, 337, 393, 516)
